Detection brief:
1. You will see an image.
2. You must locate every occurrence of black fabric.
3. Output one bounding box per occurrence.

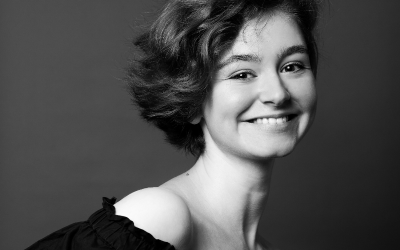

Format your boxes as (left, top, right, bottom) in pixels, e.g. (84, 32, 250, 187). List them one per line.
(26, 197, 175, 250)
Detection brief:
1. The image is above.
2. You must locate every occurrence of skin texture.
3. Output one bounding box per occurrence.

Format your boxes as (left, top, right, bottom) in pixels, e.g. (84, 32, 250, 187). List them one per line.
(202, 13, 316, 162)
(115, 12, 316, 250)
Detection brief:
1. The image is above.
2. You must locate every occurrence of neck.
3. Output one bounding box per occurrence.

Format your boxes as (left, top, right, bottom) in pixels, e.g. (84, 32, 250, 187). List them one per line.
(188, 144, 274, 249)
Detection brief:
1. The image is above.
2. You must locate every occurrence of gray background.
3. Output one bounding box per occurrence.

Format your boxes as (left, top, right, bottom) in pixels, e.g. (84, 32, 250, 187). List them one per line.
(1, 1, 400, 249)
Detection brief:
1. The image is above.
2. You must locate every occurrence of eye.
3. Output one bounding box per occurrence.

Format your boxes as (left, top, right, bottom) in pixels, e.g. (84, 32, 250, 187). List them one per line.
(228, 71, 256, 80)
(280, 62, 309, 73)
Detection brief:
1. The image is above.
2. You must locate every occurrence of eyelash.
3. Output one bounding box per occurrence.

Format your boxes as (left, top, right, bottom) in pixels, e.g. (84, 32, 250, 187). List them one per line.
(228, 71, 256, 80)
(227, 62, 310, 80)
(280, 62, 310, 73)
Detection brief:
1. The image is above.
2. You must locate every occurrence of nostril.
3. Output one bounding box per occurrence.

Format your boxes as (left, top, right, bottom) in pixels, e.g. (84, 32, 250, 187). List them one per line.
(258, 79, 291, 106)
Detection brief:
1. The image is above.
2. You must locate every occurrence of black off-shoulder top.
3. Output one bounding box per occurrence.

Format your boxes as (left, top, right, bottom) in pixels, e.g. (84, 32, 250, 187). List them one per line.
(26, 197, 175, 250)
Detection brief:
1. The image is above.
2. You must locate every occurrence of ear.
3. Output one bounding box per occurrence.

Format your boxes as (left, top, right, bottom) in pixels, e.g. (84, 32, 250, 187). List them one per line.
(189, 115, 202, 125)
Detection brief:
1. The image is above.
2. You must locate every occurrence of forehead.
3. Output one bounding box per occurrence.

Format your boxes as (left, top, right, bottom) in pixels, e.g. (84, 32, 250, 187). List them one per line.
(221, 12, 305, 60)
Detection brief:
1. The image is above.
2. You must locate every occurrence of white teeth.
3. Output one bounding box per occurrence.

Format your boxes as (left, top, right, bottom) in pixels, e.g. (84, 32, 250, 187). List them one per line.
(252, 116, 289, 125)
(268, 118, 276, 124)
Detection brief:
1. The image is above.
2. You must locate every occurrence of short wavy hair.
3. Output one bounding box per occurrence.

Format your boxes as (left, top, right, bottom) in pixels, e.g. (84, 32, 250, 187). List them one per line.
(127, 0, 320, 156)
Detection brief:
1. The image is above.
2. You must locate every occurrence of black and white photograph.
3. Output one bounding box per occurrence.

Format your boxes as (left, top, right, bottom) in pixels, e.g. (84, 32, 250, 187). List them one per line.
(1, 1, 399, 249)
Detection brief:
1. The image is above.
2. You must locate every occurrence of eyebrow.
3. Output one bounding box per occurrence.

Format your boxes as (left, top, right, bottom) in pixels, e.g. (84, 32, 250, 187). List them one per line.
(217, 53, 261, 70)
(217, 45, 308, 69)
(277, 45, 309, 62)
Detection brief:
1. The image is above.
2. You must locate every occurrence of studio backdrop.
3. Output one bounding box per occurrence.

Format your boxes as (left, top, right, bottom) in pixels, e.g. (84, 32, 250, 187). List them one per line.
(1, 1, 399, 249)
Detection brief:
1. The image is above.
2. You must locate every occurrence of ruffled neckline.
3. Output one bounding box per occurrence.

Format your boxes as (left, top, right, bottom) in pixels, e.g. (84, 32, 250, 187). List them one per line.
(87, 197, 175, 250)
(102, 197, 153, 238)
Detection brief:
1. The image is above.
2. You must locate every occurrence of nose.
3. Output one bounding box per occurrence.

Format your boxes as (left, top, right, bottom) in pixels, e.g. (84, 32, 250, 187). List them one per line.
(258, 73, 290, 106)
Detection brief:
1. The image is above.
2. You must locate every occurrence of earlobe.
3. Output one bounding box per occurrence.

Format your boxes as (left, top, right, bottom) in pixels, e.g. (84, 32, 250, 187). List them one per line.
(189, 116, 202, 125)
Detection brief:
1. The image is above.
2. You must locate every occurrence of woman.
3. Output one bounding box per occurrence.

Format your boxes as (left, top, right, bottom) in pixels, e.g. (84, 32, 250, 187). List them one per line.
(27, 0, 319, 249)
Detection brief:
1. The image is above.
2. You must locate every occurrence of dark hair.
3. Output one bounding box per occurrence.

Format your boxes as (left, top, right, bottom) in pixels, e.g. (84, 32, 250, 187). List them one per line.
(127, 0, 320, 156)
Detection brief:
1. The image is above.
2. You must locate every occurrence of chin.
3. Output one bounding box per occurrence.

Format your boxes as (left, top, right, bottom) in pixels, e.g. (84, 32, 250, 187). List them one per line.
(243, 139, 298, 161)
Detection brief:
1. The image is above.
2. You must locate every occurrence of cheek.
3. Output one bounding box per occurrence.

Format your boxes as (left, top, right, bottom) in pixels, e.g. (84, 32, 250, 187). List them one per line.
(290, 79, 317, 137)
(205, 85, 255, 120)
(289, 78, 317, 112)
(302, 86, 317, 114)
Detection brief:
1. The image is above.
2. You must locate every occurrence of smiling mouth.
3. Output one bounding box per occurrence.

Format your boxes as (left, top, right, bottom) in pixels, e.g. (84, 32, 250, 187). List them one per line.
(247, 115, 297, 125)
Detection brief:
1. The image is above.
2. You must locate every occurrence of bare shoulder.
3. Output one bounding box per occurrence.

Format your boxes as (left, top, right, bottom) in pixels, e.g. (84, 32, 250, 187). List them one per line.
(114, 187, 192, 249)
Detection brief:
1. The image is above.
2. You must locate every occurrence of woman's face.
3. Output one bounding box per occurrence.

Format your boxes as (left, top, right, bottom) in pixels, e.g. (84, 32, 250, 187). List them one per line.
(201, 12, 317, 161)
